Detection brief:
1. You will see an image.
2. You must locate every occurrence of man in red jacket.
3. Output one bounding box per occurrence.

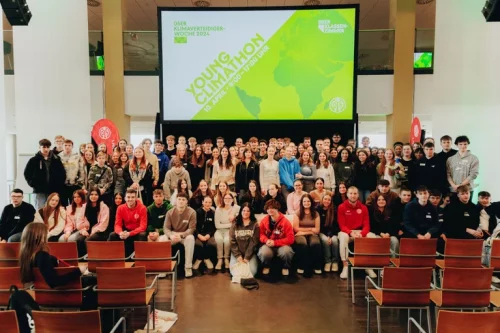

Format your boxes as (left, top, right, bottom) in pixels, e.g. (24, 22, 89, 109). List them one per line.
(108, 189, 147, 256)
(337, 186, 376, 279)
(258, 199, 295, 276)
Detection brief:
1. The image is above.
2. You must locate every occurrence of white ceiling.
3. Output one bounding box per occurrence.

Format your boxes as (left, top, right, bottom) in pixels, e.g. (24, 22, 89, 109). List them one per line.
(87, 0, 436, 31)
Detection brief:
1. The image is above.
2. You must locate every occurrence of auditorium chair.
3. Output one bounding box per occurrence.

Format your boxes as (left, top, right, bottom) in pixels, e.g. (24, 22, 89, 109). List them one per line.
(408, 310, 500, 333)
(0, 310, 19, 333)
(32, 310, 126, 333)
(48, 242, 85, 267)
(0, 242, 20, 267)
(0, 267, 24, 308)
(435, 239, 484, 285)
(86, 241, 134, 273)
(390, 238, 437, 285)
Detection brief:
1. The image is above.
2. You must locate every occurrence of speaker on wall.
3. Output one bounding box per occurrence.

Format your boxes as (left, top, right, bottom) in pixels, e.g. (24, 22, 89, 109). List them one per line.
(483, 0, 500, 22)
(0, 0, 31, 26)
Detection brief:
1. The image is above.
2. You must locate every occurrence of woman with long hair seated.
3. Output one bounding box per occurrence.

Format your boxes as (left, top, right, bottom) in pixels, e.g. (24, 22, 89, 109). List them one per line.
(239, 180, 264, 214)
(189, 179, 214, 210)
(20, 223, 84, 288)
(261, 183, 287, 214)
(170, 178, 193, 206)
(34, 193, 66, 242)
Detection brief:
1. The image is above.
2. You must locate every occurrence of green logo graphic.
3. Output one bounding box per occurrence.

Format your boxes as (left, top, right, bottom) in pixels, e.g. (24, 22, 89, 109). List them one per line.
(174, 36, 187, 44)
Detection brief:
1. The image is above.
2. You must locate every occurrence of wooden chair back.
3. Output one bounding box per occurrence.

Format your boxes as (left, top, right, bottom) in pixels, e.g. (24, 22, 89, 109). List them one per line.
(0, 243, 20, 267)
(437, 310, 500, 333)
(33, 268, 82, 307)
(86, 242, 127, 272)
(443, 239, 483, 268)
(134, 241, 173, 272)
(32, 310, 101, 333)
(441, 267, 493, 307)
(0, 267, 23, 306)
(0, 310, 19, 333)
(353, 237, 391, 267)
(97, 266, 146, 306)
(380, 267, 433, 305)
(48, 242, 79, 266)
(398, 239, 437, 267)
(490, 239, 500, 270)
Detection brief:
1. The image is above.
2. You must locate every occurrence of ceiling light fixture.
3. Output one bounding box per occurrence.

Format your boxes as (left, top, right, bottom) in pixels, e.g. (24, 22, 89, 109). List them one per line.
(304, 0, 321, 5)
(416, 0, 435, 4)
(194, 0, 211, 7)
(87, 0, 101, 7)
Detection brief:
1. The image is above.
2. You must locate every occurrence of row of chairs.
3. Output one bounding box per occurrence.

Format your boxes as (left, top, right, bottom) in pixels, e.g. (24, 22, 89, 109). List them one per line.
(0, 309, 126, 333)
(343, 238, 500, 333)
(408, 310, 500, 333)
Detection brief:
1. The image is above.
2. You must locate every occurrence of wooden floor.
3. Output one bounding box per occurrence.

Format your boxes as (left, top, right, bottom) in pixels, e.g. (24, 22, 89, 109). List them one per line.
(122, 271, 429, 333)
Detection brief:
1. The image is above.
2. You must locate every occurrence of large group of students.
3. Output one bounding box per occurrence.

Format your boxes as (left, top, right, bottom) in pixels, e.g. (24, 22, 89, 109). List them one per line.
(1, 132, 499, 285)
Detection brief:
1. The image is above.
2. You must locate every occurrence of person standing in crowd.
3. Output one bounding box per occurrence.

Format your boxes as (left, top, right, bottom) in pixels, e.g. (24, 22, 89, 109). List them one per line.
(393, 142, 403, 158)
(213, 181, 236, 208)
(24, 139, 66, 209)
(216, 136, 225, 150)
(212, 146, 236, 192)
(297, 151, 317, 192)
(205, 147, 219, 189)
(240, 180, 264, 214)
(377, 148, 405, 193)
(187, 145, 205, 192)
(164, 192, 197, 278)
(165, 135, 177, 159)
(52, 135, 65, 155)
(117, 139, 128, 154)
(334, 149, 354, 187)
(34, 192, 66, 242)
(229, 203, 260, 277)
(293, 194, 322, 275)
(399, 144, 416, 191)
(146, 189, 172, 242)
(441, 185, 481, 240)
(402, 186, 440, 239)
(286, 179, 306, 215)
(79, 143, 87, 157)
(108, 189, 147, 256)
(316, 152, 335, 193)
(81, 149, 95, 193)
(365, 179, 399, 207)
(262, 183, 287, 214)
(163, 158, 191, 200)
(369, 195, 400, 255)
(259, 146, 280, 196)
(125, 144, 134, 160)
(113, 153, 129, 195)
(279, 146, 300, 198)
(194, 196, 216, 272)
(415, 142, 448, 194)
(317, 194, 339, 272)
(214, 193, 240, 271)
(88, 152, 114, 206)
(361, 136, 370, 149)
(309, 178, 332, 206)
(331, 133, 342, 150)
(141, 138, 160, 190)
(153, 140, 170, 189)
(437, 135, 457, 162)
(446, 135, 479, 195)
(258, 199, 294, 276)
(353, 150, 377, 203)
(187, 137, 197, 157)
(0, 189, 36, 243)
(125, 147, 154, 205)
(169, 144, 189, 170)
(337, 186, 376, 279)
(59, 139, 84, 206)
(235, 148, 259, 201)
(255, 139, 267, 162)
(229, 146, 240, 167)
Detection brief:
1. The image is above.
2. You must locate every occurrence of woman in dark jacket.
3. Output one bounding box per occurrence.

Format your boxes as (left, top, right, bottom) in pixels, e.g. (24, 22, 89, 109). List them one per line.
(261, 183, 287, 214)
(193, 196, 217, 271)
(187, 145, 206, 193)
(123, 147, 154, 206)
(353, 150, 378, 203)
(317, 194, 339, 272)
(235, 148, 259, 201)
(369, 195, 400, 256)
(240, 180, 264, 214)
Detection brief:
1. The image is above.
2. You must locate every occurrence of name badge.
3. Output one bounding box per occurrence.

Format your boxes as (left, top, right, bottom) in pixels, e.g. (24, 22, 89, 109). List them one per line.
(426, 214, 431, 219)
(344, 166, 350, 169)
(420, 163, 425, 166)
(182, 219, 188, 224)
(274, 230, 281, 235)
(455, 167, 461, 171)
(207, 218, 213, 221)
(157, 158, 161, 161)
(158, 215, 165, 219)
(464, 212, 470, 217)
(96, 174, 101, 177)
(14, 216, 20, 220)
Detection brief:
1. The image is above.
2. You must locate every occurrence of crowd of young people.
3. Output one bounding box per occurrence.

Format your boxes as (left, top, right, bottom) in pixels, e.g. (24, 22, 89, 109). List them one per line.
(2, 132, 499, 284)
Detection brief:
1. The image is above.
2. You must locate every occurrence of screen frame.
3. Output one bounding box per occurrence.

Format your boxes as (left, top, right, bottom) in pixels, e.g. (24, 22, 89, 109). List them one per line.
(157, 4, 360, 124)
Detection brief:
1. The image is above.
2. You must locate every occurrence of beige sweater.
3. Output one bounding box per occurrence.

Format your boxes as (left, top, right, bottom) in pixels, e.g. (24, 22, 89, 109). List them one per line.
(163, 168, 191, 199)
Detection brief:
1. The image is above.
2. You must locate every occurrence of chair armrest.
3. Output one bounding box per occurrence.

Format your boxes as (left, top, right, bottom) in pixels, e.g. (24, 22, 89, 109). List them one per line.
(77, 254, 86, 261)
(34, 285, 93, 293)
(126, 252, 135, 260)
(408, 317, 427, 333)
(109, 316, 126, 333)
(390, 249, 399, 257)
(147, 275, 159, 290)
(365, 276, 381, 292)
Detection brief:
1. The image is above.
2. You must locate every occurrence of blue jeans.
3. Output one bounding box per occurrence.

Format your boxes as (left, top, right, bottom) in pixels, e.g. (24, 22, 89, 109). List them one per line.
(319, 233, 339, 263)
(258, 244, 294, 268)
(34, 193, 48, 210)
(230, 254, 258, 277)
(359, 190, 371, 203)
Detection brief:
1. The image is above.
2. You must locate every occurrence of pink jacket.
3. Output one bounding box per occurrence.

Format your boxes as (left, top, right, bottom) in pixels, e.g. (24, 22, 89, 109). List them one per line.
(64, 202, 110, 235)
(65, 205, 87, 234)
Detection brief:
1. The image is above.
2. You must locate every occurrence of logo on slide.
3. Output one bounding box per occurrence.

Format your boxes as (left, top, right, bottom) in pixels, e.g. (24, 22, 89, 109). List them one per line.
(329, 97, 346, 114)
(318, 20, 347, 34)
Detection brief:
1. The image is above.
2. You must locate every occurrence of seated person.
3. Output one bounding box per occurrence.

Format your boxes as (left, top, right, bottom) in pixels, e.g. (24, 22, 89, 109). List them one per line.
(170, 179, 193, 206)
(20, 222, 84, 288)
(194, 196, 217, 271)
(365, 179, 399, 208)
(309, 177, 333, 207)
(389, 187, 412, 237)
(214, 193, 240, 271)
(239, 180, 264, 214)
(146, 189, 173, 242)
(402, 186, 440, 239)
(369, 195, 400, 256)
(0, 188, 36, 243)
(441, 185, 481, 240)
(108, 189, 147, 256)
(317, 194, 339, 272)
(34, 192, 66, 242)
(337, 186, 376, 279)
(229, 203, 260, 278)
(163, 192, 196, 278)
(286, 179, 307, 215)
(257, 199, 294, 276)
(261, 183, 287, 214)
(293, 194, 322, 275)
(477, 191, 500, 237)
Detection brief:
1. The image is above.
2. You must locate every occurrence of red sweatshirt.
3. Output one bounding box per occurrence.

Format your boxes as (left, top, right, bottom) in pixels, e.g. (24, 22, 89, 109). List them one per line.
(114, 200, 147, 236)
(337, 200, 370, 237)
(259, 213, 294, 247)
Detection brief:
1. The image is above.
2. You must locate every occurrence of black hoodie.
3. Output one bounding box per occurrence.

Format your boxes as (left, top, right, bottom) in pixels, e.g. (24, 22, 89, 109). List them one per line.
(443, 198, 480, 239)
(24, 151, 66, 194)
(0, 202, 36, 240)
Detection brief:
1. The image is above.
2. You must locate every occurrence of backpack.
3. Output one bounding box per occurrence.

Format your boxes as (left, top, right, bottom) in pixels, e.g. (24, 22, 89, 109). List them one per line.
(7, 285, 40, 333)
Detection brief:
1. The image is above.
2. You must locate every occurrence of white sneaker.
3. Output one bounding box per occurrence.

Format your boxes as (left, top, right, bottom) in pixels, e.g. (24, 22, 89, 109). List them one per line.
(193, 259, 202, 270)
(365, 269, 377, 278)
(340, 266, 348, 279)
(215, 259, 223, 270)
(314, 269, 322, 275)
(262, 267, 270, 275)
(332, 262, 339, 272)
(158, 273, 166, 278)
(297, 268, 304, 274)
(282, 268, 289, 276)
(324, 263, 332, 272)
(185, 268, 193, 278)
(204, 259, 214, 270)
(224, 258, 230, 269)
(492, 276, 500, 283)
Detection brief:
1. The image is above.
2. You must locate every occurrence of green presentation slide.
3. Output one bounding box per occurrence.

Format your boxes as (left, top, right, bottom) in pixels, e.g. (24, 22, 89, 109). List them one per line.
(161, 8, 357, 121)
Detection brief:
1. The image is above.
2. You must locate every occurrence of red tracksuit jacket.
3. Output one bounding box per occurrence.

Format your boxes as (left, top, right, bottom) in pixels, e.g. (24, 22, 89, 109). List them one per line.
(259, 213, 294, 247)
(114, 200, 147, 236)
(337, 200, 370, 237)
